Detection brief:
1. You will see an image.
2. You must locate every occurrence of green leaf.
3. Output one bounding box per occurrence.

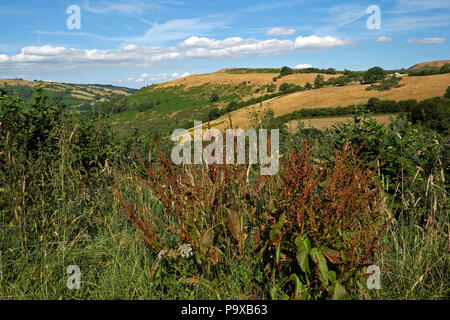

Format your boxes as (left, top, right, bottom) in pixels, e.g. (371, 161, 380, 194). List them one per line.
(269, 215, 286, 244)
(331, 282, 347, 300)
(290, 274, 308, 300)
(295, 235, 311, 278)
(275, 244, 281, 265)
(310, 248, 329, 287)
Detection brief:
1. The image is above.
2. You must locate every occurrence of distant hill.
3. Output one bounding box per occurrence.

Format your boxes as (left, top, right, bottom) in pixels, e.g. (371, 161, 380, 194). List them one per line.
(410, 60, 450, 70)
(102, 60, 448, 132)
(0, 78, 137, 111)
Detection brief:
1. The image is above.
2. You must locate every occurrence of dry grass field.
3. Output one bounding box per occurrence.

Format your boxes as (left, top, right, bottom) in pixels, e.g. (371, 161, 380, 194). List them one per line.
(209, 73, 450, 129)
(157, 69, 336, 89)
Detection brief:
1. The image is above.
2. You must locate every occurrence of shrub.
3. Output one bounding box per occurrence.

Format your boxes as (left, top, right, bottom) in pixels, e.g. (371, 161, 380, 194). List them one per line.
(363, 67, 387, 84)
(408, 97, 450, 133)
(366, 75, 403, 91)
(314, 75, 326, 89)
(280, 66, 294, 77)
(444, 86, 450, 99)
(279, 83, 290, 92)
(210, 93, 219, 102)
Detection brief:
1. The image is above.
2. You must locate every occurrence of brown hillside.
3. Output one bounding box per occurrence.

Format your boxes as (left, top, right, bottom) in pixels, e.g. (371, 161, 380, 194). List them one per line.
(410, 60, 450, 70)
(156, 71, 335, 89)
(210, 73, 450, 130)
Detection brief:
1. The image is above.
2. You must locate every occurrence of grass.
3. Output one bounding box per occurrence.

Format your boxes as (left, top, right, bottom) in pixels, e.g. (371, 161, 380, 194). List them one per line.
(1, 71, 449, 301)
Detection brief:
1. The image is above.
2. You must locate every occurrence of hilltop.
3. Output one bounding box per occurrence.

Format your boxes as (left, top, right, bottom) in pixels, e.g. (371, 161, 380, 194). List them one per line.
(0, 78, 137, 111)
(410, 60, 450, 70)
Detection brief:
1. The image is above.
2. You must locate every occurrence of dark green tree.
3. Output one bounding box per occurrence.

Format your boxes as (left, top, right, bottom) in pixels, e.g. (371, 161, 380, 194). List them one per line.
(444, 86, 450, 99)
(363, 66, 387, 84)
(280, 66, 294, 77)
(314, 75, 326, 89)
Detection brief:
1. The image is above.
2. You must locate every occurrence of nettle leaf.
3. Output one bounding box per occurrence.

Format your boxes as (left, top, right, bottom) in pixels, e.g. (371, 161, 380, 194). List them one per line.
(295, 235, 311, 278)
(269, 215, 286, 244)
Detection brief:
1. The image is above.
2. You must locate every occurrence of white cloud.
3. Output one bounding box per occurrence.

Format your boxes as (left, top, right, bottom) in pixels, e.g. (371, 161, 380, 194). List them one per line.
(0, 35, 354, 73)
(266, 27, 296, 36)
(294, 64, 312, 69)
(125, 71, 192, 84)
(407, 37, 446, 44)
(179, 36, 215, 47)
(375, 36, 393, 43)
(184, 37, 295, 59)
(294, 35, 350, 50)
(123, 44, 138, 51)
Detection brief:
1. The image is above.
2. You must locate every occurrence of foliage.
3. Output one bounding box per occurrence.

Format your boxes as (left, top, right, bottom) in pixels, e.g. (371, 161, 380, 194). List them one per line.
(280, 66, 294, 77)
(445, 86, 450, 99)
(366, 75, 403, 91)
(363, 67, 387, 84)
(0, 83, 448, 300)
(258, 139, 391, 299)
(314, 75, 326, 89)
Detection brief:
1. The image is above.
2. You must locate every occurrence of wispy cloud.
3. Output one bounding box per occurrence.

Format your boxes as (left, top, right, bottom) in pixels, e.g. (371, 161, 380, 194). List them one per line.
(266, 27, 296, 36)
(389, 0, 450, 14)
(239, 0, 305, 13)
(382, 14, 450, 32)
(407, 37, 446, 44)
(375, 36, 393, 43)
(81, 0, 173, 15)
(36, 17, 228, 45)
(127, 71, 191, 84)
(323, 4, 367, 26)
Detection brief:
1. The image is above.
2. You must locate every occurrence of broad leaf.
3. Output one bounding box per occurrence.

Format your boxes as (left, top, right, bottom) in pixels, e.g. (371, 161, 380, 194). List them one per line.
(295, 235, 311, 278)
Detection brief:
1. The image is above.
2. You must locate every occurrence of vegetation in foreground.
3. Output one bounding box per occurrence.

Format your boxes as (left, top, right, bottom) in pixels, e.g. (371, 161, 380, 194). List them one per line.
(0, 83, 449, 300)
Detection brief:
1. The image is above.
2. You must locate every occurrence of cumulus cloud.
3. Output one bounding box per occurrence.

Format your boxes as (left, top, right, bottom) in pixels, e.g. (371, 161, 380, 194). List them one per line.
(294, 64, 312, 69)
(294, 35, 350, 50)
(266, 27, 296, 36)
(407, 37, 446, 44)
(375, 36, 393, 43)
(0, 35, 353, 73)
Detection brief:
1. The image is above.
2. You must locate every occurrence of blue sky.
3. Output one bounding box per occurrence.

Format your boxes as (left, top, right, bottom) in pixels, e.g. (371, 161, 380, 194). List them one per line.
(0, 0, 448, 88)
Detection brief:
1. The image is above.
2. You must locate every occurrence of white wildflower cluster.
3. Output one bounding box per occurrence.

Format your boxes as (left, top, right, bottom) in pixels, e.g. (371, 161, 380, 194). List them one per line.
(178, 244, 193, 258)
(157, 250, 167, 260)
